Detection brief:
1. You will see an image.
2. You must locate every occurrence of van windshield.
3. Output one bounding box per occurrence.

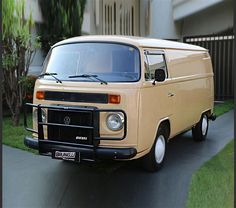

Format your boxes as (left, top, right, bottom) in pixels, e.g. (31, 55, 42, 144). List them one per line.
(43, 42, 140, 82)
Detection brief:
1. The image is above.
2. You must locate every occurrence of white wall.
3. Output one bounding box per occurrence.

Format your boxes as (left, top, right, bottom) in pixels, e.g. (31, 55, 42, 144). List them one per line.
(172, 0, 223, 21)
(82, 0, 105, 35)
(182, 0, 233, 37)
(149, 0, 181, 40)
(18, 0, 44, 76)
(24, 0, 43, 23)
(82, 0, 98, 35)
(28, 24, 45, 76)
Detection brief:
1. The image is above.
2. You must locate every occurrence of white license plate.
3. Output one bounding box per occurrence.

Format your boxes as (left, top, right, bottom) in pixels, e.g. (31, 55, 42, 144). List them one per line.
(53, 151, 79, 161)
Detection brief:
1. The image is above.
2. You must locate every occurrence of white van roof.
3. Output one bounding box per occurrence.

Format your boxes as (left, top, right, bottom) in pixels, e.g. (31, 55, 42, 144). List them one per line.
(53, 35, 206, 51)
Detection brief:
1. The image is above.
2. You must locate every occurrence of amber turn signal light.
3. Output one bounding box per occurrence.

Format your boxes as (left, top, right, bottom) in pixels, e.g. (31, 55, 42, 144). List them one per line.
(36, 91, 45, 100)
(108, 94, 121, 104)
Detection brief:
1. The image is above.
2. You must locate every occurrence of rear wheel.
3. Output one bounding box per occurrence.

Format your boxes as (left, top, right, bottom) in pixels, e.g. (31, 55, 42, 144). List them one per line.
(192, 114, 209, 141)
(142, 126, 167, 172)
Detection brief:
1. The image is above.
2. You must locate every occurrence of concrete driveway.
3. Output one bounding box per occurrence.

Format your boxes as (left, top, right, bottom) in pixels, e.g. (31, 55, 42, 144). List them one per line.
(3, 110, 234, 208)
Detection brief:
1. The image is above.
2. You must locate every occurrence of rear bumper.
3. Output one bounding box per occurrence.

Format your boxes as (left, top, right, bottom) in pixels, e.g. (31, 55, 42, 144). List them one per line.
(209, 113, 217, 121)
(24, 136, 137, 160)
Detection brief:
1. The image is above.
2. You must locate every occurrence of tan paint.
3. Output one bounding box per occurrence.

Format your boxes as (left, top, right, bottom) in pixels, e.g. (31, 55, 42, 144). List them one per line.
(32, 36, 214, 160)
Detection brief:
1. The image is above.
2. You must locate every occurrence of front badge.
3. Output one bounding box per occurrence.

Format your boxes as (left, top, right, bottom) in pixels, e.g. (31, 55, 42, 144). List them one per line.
(64, 116, 71, 125)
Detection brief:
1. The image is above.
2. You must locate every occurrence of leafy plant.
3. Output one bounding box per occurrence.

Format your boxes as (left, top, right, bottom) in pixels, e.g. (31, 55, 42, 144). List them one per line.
(2, 0, 41, 125)
(39, 0, 86, 53)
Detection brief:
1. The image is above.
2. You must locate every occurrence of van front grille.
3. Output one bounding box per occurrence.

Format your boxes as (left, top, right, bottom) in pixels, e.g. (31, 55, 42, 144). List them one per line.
(44, 91, 108, 104)
(47, 109, 94, 145)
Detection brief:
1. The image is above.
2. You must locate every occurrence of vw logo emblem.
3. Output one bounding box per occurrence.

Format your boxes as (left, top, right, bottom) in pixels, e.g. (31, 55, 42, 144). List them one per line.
(64, 116, 71, 125)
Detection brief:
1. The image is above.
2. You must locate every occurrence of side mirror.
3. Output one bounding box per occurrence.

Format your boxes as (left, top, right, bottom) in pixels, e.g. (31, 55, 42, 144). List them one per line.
(154, 68, 166, 82)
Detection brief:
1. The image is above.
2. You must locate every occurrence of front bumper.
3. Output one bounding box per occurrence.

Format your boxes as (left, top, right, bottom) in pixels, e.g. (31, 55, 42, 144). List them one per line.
(24, 136, 137, 160)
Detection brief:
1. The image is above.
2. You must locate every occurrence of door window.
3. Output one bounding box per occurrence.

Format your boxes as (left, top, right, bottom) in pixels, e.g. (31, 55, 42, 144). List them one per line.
(144, 52, 167, 81)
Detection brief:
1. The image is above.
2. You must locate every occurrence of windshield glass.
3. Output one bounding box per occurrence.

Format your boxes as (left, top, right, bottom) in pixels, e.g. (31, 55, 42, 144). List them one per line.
(43, 42, 140, 82)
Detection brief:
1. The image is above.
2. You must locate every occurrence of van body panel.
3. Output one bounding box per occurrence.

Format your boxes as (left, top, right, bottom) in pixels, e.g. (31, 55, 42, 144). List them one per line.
(164, 49, 214, 137)
(137, 81, 173, 151)
(134, 48, 214, 152)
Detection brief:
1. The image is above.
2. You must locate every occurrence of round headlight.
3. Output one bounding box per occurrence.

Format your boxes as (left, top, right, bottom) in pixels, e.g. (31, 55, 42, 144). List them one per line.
(106, 113, 124, 131)
(33, 109, 47, 123)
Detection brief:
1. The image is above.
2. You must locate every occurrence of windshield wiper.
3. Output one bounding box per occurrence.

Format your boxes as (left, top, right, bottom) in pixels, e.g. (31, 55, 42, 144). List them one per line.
(38, 72, 62, 83)
(68, 74, 107, 85)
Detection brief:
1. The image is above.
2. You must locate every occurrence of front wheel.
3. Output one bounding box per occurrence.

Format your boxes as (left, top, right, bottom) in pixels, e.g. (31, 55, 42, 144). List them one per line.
(192, 114, 209, 141)
(142, 127, 167, 172)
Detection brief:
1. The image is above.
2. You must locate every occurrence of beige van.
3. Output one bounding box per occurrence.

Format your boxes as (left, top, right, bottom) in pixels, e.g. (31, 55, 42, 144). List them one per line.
(24, 36, 216, 171)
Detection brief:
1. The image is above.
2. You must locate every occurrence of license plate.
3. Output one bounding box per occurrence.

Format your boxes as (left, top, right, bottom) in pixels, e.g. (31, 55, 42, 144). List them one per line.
(52, 150, 80, 162)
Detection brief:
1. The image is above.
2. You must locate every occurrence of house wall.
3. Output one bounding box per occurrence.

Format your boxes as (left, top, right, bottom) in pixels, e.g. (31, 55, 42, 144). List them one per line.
(148, 0, 181, 40)
(82, 0, 140, 36)
(172, 0, 224, 21)
(24, 0, 43, 23)
(24, 0, 234, 76)
(181, 0, 234, 37)
(81, 0, 233, 40)
(24, 0, 44, 76)
(29, 24, 45, 76)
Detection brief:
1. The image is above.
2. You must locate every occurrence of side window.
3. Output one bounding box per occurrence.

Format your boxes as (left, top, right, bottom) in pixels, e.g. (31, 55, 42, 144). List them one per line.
(144, 52, 167, 81)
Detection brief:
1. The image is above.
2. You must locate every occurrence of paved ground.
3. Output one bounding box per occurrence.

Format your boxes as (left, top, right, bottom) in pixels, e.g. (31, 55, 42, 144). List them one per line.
(3, 110, 234, 208)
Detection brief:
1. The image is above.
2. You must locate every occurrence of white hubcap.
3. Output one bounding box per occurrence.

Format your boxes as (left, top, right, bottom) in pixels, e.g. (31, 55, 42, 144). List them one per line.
(202, 115, 208, 135)
(155, 135, 166, 163)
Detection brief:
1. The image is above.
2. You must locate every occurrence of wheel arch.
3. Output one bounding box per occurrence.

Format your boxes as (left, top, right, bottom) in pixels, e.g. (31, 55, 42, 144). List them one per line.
(155, 118, 171, 141)
(196, 109, 212, 123)
(204, 109, 213, 117)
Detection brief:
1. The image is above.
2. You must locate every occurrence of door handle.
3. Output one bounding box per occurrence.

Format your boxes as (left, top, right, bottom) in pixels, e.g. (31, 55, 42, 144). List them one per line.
(168, 93, 175, 97)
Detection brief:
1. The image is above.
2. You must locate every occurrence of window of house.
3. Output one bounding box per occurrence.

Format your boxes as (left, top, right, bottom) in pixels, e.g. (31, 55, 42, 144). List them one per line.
(103, 0, 136, 36)
(144, 52, 168, 81)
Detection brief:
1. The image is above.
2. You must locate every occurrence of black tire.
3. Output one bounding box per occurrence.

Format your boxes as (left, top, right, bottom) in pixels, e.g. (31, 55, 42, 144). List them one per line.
(192, 114, 209, 141)
(142, 126, 167, 172)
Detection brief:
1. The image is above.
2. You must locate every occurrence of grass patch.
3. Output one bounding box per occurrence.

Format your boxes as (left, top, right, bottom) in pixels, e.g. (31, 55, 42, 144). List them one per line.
(186, 140, 234, 208)
(3, 114, 37, 153)
(214, 100, 234, 117)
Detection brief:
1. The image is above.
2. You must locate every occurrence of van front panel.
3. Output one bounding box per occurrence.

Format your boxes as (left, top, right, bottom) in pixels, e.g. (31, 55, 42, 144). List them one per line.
(33, 79, 141, 149)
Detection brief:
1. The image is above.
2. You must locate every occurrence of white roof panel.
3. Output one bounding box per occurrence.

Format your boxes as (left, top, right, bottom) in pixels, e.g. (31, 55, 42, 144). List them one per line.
(53, 35, 206, 51)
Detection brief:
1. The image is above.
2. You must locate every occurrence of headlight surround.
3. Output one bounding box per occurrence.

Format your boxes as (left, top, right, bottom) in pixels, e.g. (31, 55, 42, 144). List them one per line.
(106, 113, 124, 131)
(33, 109, 47, 124)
